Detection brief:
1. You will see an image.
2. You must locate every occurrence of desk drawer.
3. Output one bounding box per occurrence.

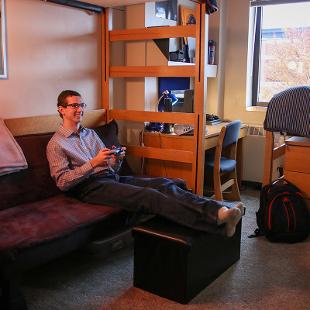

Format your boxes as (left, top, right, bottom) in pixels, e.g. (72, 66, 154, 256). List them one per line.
(285, 171, 310, 199)
(285, 145, 310, 174)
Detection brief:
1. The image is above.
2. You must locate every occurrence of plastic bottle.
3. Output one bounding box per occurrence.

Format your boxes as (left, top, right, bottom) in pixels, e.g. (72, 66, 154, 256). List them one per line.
(208, 40, 216, 65)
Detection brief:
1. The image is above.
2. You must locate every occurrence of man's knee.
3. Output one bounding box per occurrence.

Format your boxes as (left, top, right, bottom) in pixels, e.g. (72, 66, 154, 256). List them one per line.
(170, 177, 188, 190)
(157, 177, 188, 191)
(155, 177, 178, 191)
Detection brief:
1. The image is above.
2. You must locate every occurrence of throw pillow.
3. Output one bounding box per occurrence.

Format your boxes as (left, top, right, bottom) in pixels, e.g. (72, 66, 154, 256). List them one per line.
(93, 120, 133, 176)
(93, 119, 120, 148)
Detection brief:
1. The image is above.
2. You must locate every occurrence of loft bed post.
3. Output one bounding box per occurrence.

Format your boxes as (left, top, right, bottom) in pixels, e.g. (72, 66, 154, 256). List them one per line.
(262, 131, 274, 186)
(262, 130, 286, 186)
(194, 2, 208, 195)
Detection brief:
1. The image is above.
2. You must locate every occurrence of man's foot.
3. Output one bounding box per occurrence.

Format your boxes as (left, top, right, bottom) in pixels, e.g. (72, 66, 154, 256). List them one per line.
(217, 203, 244, 237)
(235, 202, 245, 216)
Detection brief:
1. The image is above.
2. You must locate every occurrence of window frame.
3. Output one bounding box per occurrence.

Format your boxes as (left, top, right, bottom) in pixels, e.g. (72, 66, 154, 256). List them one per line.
(248, 0, 310, 107)
(251, 6, 265, 106)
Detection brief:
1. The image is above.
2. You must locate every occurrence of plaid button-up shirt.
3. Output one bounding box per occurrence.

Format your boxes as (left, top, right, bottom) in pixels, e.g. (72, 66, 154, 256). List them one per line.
(46, 125, 110, 191)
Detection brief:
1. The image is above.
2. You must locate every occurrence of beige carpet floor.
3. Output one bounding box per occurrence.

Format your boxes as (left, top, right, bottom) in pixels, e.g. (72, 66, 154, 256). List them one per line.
(22, 188, 310, 310)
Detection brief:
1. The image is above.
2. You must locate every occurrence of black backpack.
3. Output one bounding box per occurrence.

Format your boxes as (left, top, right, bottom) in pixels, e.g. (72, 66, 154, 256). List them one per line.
(250, 179, 310, 243)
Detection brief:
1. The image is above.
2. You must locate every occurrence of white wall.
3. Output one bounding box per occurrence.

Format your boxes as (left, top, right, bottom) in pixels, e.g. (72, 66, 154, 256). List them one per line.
(206, 3, 221, 115)
(224, 0, 265, 124)
(207, 0, 266, 125)
(0, 0, 101, 119)
(110, 7, 126, 109)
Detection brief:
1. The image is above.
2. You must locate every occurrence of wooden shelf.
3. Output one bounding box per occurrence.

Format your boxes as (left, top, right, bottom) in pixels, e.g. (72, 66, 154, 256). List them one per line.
(206, 64, 217, 78)
(110, 66, 196, 77)
(109, 109, 196, 124)
(167, 62, 217, 78)
(167, 61, 195, 66)
(110, 25, 196, 42)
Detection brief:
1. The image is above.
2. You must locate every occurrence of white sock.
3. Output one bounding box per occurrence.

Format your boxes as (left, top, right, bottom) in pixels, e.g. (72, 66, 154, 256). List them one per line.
(217, 205, 243, 237)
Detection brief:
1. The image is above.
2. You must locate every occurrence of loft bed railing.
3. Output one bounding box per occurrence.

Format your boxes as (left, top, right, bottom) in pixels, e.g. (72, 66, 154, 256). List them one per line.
(44, 0, 205, 13)
(262, 86, 310, 186)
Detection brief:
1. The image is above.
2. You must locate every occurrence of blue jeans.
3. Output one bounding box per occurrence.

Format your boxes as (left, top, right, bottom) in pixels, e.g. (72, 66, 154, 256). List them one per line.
(73, 175, 225, 234)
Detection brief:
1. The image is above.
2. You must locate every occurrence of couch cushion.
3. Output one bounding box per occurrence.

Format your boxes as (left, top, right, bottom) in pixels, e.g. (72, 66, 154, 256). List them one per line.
(0, 133, 60, 211)
(0, 195, 122, 252)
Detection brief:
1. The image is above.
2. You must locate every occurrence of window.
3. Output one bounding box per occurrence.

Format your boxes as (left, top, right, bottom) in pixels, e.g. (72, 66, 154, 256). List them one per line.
(248, 0, 310, 106)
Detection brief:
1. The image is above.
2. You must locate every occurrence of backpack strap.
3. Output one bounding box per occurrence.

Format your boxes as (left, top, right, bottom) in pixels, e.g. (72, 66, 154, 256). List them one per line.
(248, 228, 264, 238)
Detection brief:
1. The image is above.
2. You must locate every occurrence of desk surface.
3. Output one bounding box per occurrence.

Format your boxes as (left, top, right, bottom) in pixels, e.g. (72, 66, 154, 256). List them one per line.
(205, 123, 248, 149)
(206, 122, 228, 137)
(285, 136, 310, 147)
(144, 123, 248, 151)
(144, 123, 247, 137)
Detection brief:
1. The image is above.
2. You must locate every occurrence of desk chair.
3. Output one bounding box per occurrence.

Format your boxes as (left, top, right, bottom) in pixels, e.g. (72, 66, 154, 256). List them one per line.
(205, 120, 241, 201)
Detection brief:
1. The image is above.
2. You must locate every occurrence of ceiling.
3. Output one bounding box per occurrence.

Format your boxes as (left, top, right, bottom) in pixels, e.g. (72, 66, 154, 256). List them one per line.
(82, 0, 156, 7)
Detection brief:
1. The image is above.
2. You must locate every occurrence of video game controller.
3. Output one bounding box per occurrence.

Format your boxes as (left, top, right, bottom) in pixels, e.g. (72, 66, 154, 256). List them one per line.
(112, 147, 124, 155)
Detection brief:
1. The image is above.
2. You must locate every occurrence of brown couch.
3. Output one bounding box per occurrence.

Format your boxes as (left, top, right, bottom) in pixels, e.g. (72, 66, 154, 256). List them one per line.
(0, 119, 133, 310)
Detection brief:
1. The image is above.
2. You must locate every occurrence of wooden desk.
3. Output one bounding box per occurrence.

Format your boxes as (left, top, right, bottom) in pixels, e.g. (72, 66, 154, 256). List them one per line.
(143, 123, 247, 191)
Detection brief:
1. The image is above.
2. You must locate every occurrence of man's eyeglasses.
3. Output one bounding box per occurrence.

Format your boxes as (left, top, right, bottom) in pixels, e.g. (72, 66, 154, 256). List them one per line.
(64, 103, 87, 109)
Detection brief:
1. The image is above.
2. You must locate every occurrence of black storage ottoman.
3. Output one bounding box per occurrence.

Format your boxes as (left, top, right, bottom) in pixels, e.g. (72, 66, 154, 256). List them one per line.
(132, 217, 242, 304)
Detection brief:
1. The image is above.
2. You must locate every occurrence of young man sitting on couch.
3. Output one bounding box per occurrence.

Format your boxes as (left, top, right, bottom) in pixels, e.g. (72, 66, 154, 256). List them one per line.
(46, 90, 244, 237)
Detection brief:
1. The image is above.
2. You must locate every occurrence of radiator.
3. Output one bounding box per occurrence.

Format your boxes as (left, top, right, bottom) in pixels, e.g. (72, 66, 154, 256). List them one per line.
(242, 125, 284, 183)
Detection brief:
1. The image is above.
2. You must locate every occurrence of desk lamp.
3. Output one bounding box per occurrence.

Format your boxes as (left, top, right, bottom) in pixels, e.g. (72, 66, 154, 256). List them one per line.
(157, 90, 178, 112)
(157, 90, 178, 134)
(145, 90, 178, 133)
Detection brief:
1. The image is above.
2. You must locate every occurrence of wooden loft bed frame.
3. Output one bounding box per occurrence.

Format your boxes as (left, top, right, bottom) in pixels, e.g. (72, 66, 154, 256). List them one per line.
(46, 0, 210, 194)
(262, 131, 286, 186)
(47, 0, 204, 12)
(100, 1, 210, 195)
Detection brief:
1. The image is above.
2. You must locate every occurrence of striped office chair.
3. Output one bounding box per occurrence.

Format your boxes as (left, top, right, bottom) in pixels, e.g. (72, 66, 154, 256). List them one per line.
(205, 120, 242, 201)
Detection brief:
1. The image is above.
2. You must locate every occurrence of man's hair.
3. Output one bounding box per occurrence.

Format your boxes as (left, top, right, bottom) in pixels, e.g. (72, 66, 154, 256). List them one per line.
(57, 90, 81, 118)
(57, 90, 81, 107)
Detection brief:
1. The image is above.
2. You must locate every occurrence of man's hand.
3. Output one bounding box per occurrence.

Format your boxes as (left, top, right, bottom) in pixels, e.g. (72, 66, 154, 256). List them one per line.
(111, 146, 126, 159)
(90, 148, 116, 168)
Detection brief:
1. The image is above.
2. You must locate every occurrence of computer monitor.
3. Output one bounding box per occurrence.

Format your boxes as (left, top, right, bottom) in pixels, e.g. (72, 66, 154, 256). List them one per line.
(158, 77, 193, 113)
(171, 89, 194, 113)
